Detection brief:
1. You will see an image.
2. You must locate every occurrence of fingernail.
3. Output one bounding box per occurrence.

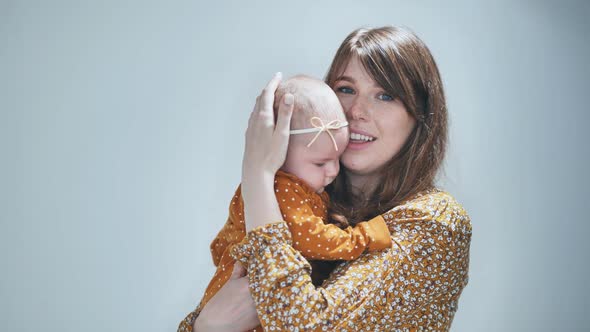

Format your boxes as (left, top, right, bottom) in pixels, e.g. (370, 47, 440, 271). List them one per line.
(284, 94, 294, 106)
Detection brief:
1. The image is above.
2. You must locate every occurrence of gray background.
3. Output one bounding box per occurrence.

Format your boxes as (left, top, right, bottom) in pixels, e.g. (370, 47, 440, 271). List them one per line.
(2, 0, 589, 331)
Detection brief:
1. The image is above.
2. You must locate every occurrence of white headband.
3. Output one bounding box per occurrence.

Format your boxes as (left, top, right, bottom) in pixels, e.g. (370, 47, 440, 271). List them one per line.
(289, 116, 349, 151)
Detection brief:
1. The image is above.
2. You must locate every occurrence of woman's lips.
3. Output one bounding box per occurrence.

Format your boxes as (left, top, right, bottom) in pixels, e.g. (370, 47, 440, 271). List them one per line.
(347, 128, 376, 151)
(347, 139, 374, 151)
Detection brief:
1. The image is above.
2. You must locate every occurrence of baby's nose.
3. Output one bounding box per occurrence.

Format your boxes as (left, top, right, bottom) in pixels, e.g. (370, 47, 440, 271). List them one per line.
(324, 177, 335, 186)
(326, 163, 339, 177)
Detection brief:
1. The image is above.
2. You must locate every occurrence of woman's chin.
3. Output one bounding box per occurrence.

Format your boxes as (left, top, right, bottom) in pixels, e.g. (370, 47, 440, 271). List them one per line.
(341, 156, 372, 175)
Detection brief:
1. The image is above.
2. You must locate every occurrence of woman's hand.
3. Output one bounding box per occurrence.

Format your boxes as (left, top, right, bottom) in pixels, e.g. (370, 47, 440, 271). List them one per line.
(241, 73, 294, 232)
(193, 262, 259, 332)
(241, 72, 294, 180)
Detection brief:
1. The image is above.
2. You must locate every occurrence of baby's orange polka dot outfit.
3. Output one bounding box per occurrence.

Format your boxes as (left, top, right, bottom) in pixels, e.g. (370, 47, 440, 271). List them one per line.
(178, 187, 471, 332)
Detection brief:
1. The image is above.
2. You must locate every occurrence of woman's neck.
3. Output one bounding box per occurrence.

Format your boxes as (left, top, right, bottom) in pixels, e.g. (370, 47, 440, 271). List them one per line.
(345, 170, 379, 198)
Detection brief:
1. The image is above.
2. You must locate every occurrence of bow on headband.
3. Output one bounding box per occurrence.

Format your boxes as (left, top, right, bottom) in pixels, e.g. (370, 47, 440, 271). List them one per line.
(289, 116, 349, 151)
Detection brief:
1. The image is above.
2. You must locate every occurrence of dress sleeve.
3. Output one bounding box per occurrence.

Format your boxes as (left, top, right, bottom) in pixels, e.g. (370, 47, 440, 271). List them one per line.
(275, 181, 392, 260)
(229, 194, 471, 331)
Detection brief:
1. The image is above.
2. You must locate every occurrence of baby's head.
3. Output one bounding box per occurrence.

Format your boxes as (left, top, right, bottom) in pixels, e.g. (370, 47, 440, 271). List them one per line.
(274, 75, 349, 193)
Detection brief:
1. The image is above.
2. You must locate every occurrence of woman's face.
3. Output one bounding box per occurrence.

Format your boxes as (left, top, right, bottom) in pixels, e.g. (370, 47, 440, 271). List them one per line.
(333, 57, 416, 178)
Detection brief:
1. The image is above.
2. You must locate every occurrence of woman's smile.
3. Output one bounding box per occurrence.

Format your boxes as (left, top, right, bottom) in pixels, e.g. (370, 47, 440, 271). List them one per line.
(347, 128, 377, 150)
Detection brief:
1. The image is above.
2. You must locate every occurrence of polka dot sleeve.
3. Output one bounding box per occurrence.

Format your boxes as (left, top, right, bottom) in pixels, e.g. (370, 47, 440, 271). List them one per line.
(229, 189, 472, 331)
(209, 186, 245, 266)
(273, 176, 392, 260)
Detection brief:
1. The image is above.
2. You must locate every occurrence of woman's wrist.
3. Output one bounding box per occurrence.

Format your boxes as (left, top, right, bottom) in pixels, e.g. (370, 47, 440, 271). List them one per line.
(243, 173, 284, 233)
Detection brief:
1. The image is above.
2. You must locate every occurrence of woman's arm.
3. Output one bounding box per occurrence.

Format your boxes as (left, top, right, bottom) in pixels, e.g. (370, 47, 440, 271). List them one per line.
(178, 73, 294, 332)
(230, 199, 471, 330)
(241, 72, 294, 232)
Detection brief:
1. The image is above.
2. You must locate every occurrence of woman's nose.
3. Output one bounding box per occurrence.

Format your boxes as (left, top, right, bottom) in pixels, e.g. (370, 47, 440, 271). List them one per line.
(347, 97, 369, 121)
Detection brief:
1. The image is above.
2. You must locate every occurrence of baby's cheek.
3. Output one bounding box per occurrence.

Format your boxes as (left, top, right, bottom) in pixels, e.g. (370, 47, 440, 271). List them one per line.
(315, 171, 327, 192)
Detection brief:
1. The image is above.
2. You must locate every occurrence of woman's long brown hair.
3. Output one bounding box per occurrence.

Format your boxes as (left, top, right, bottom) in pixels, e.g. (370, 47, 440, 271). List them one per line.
(310, 26, 449, 286)
(325, 26, 449, 226)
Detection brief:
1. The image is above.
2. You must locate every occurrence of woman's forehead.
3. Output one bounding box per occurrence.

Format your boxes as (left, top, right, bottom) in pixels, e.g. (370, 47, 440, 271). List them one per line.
(340, 57, 375, 80)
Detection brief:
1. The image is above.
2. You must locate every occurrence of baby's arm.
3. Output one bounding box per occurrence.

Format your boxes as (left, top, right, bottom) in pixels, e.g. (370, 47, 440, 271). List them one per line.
(209, 186, 246, 266)
(275, 178, 392, 261)
(198, 186, 247, 314)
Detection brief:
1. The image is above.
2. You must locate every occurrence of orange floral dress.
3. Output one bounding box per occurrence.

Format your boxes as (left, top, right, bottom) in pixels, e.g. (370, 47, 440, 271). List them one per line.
(178, 187, 471, 332)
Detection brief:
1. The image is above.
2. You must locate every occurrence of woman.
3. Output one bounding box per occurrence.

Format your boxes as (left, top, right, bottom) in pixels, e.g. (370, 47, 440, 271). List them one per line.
(179, 26, 472, 331)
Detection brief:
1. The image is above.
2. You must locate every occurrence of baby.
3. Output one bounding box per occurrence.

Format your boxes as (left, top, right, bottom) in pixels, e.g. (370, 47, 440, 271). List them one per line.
(198, 75, 392, 308)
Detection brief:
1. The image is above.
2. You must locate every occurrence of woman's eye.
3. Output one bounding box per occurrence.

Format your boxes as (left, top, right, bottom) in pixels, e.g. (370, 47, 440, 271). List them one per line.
(378, 93, 394, 101)
(314, 163, 325, 167)
(336, 86, 354, 94)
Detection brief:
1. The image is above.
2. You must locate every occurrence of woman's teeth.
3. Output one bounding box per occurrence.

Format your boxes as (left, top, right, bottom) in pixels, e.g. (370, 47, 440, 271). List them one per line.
(350, 132, 375, 142)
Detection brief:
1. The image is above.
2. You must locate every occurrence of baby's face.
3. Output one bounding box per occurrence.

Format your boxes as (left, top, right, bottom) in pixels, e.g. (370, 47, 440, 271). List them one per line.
(281, 127, 349, 193)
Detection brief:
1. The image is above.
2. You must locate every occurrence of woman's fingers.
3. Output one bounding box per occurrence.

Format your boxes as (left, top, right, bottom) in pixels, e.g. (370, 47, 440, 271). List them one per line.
(248, 95, 261, 128)
(274, 93, 294, 141)
(261, 93, 293, 172)
(259, 72, 282, 118)
(242, 72, 289, 179)
(195, 266, 259, 331)
(247, 73, 282, 132)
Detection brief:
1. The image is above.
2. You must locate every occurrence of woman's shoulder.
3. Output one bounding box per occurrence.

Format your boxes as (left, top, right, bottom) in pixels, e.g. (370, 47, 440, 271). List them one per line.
(383, 187, 472, 234)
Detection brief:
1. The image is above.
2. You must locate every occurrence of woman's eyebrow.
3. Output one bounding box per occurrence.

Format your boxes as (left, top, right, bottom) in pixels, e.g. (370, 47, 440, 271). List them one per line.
(336, 75, 380, 89)
(335, 76, 355, 83)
